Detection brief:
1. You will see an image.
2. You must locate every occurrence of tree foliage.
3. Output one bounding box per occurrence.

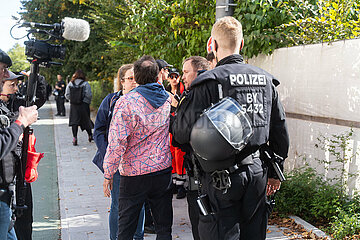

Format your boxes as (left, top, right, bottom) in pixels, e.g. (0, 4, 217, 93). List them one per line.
(234, 0, 360, 57)
(84, 0, 215, 70)
(19, 0, 360, 108)
(7, 43, 29, 72)
(280, 0, 360, 45)
(19, 0, 112, 85)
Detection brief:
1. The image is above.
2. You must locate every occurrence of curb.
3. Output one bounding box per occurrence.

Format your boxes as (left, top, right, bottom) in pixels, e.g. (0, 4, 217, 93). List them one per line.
(289, 215, 331, 239)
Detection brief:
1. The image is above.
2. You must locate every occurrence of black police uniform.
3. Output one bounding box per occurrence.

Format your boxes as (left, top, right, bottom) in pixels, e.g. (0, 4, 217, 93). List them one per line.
(55, 79, 66, 116)
(2, 76, 46, 240)
(171, 54, 289, 240)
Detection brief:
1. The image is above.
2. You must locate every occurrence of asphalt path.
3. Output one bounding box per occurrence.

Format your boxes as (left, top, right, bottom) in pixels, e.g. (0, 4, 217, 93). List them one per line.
(31, 101, 61, 240)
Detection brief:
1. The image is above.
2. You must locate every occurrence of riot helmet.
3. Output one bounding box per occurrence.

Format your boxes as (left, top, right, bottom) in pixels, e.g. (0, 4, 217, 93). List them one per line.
(190, 97, 253, 172)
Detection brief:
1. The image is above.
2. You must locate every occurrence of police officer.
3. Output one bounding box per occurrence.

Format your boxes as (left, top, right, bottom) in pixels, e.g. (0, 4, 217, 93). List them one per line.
(171, 17, 289, 240)
(54, 74, 66, 116)
(0, 49, 39, 240)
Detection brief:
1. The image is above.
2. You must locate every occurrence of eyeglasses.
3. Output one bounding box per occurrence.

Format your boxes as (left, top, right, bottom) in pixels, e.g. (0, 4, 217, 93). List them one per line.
(169, 75, 178, 79)
(123, 76, 134, 81)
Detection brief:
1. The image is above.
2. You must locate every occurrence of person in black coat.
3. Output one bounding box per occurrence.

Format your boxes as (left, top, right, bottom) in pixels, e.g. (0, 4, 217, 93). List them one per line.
(65, 69, 93, 146)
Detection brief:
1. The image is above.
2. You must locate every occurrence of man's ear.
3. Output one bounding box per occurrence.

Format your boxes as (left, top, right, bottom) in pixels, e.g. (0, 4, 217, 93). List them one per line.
(240, 39, 244, 51)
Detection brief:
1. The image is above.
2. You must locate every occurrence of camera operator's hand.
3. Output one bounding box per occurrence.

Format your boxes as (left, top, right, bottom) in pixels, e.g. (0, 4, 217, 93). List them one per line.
(17, 105, 38, 127)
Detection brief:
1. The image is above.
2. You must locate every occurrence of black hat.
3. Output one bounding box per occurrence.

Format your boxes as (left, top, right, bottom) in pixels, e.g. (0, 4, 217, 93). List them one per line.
(0, 49, 12, 67)
(168, 67, 179, 77)
(156, 59, 172, 70)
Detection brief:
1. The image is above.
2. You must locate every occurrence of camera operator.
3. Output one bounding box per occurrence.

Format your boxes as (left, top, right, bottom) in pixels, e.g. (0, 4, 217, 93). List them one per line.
(0, 49, 39, 240)
(0, 52, 46, 240)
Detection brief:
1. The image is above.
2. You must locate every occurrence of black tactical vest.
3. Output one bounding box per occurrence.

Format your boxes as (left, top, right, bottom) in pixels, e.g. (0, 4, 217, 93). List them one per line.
(190, 58, 280, 168)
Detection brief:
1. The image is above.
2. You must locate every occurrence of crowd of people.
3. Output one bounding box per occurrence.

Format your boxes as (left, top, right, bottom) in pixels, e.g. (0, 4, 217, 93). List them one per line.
(0, 16, 289, 240)
(97, 16, 289, 240)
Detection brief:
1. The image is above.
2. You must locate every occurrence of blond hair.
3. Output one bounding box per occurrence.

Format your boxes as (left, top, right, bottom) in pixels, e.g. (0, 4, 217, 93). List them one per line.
(211, 16, 243, 53)
(116, 64, 133, 92)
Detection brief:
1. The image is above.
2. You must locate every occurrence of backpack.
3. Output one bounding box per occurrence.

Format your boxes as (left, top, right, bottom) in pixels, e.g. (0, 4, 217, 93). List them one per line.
(69, 80, 85, 104)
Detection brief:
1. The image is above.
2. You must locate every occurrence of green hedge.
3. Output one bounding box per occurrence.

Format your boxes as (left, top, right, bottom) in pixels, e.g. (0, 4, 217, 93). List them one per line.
(89, 80, 113, 111)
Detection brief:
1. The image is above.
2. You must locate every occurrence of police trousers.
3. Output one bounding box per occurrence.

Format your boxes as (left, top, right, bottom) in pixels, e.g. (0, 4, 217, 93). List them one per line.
(198, 157, 268, 240)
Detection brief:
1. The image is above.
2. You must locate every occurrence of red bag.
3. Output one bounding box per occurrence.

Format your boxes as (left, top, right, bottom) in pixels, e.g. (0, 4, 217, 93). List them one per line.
(25, 134, 44, 183)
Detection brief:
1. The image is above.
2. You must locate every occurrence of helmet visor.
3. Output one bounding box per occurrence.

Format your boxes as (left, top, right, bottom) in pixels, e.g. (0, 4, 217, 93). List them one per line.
(205, 97, 253, 151)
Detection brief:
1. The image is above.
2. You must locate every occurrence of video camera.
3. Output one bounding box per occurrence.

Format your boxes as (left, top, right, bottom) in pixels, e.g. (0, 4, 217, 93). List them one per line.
(12, 17, 90, 66)
(24, 40, 66, 64)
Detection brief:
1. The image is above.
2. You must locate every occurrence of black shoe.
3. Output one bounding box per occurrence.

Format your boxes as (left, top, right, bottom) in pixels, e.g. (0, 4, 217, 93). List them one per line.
(176, 186, 186, 199)
(144, 225, 155, 234)
(55, 113, 61, 116)
(61, 113, 66, 116)
(72, 137, 78, 146)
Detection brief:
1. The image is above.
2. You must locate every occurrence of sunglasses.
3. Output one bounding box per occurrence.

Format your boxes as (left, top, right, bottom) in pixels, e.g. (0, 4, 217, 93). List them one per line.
(169, 74, 178, 79)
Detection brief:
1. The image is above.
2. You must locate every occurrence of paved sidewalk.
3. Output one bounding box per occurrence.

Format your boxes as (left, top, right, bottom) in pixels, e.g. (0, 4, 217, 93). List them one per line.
(51, 100, 292, 240)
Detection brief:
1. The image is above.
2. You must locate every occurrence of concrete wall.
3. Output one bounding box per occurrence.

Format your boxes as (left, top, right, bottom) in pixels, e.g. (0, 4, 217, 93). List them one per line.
(248, 39, 360, 194)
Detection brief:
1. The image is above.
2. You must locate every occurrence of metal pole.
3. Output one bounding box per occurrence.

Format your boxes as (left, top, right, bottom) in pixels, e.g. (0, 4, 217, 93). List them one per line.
(216, 0, 237, 20)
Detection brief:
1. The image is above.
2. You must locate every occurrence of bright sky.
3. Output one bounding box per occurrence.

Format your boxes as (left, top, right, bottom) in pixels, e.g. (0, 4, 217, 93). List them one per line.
(0, 0, 28, 52)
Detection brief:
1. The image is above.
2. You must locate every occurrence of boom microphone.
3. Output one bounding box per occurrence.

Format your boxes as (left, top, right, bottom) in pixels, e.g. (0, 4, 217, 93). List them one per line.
(22, 22, 61, 30)
(62, 17, 90, 41)
(22, 17, 90, 42)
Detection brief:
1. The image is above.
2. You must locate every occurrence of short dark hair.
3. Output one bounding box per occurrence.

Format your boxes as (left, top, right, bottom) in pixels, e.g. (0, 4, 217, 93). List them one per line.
(134, 55, 159, 85)
(183, 56, 210, 71)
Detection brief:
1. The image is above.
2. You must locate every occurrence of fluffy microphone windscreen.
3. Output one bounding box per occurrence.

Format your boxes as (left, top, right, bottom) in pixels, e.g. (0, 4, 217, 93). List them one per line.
(62, 17, 90, 41)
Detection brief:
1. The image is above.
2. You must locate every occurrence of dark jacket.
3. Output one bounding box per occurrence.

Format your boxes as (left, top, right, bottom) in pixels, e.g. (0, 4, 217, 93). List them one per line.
(0, 74, 47, 186)
(0, 118, 23, 187)
(171, 54, 289, 172)
(93, 91, 121, 172)
(55, 80, 66, 96)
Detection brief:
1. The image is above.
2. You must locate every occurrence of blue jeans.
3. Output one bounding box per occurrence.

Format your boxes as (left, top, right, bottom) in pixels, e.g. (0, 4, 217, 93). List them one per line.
(0, 201, 17, 240)
(110, 171, 145, 240)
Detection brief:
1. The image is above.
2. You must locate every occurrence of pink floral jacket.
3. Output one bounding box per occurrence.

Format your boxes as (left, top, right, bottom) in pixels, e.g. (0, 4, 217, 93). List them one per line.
(103, 91, 172, 178)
